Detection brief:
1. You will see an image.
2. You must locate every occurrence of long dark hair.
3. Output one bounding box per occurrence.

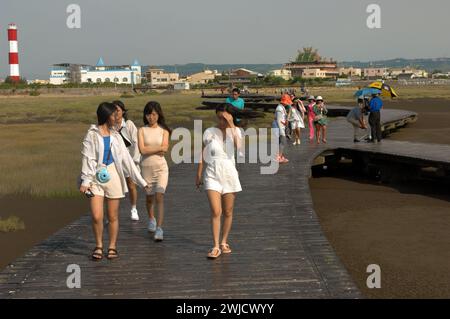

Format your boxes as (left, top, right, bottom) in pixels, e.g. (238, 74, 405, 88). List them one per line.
(216, 103, 243, 127)
(143, 101, 172, 134)
(97, 102, 117, 125)
(291, 98, 302, 112)
(112, 100, 128, 121)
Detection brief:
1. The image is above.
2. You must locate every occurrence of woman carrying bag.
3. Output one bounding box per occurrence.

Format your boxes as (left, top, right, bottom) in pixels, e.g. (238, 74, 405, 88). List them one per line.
(313, 96, 328, 144)
(79, 102, 149, 261)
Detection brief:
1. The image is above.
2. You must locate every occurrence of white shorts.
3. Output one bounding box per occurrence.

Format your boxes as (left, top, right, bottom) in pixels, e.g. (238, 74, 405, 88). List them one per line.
(204, 160, 242, 195)
(90, 163, 125, 199)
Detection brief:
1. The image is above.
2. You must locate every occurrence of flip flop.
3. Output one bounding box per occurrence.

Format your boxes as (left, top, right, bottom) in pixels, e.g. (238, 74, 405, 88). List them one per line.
(220, 243, 232, 254)
(207, 247, 222, 259)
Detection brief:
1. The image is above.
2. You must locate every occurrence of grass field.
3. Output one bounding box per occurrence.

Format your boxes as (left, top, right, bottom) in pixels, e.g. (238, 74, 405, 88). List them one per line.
(0, 86, 449, 198)
(0, 91, 271, 197)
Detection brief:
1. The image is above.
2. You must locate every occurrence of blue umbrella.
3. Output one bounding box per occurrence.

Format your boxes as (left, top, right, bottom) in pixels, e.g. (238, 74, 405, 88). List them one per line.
(354, 88, 381, 97)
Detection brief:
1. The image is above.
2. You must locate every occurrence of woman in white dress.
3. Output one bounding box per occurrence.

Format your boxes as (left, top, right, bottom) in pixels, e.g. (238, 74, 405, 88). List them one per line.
(289, 97, 306, 145)
(196, 104, 243, 259)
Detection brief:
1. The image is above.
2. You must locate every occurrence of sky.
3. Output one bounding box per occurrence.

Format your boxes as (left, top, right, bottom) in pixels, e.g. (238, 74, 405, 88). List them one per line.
(1, 0, 449, 79)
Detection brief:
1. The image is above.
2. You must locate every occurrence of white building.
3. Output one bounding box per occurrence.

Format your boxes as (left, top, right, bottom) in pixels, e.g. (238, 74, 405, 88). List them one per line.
(389, 68, 428, 79)
(267, 69, 292, 80)
(174, 82, 190, 90)
(49, 58, 142, 85)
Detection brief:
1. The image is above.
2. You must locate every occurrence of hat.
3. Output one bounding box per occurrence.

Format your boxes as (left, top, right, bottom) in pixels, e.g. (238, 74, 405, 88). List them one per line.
(280, 94, 293, 105)
(316, 96, 323, 101)
(307, 95, 315, 101)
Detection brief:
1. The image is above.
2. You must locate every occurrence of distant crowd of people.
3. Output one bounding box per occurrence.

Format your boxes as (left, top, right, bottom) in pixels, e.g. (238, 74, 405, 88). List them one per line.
(270, 92, 329, 163)
(270, 90, 384, 163)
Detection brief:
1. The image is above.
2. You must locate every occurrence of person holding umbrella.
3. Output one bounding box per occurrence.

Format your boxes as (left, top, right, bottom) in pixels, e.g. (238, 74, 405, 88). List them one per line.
(368, 93, 383, 143)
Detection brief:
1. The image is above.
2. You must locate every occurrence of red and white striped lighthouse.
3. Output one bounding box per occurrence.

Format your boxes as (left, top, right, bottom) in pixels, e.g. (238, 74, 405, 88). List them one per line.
(8, 24, 20, 83)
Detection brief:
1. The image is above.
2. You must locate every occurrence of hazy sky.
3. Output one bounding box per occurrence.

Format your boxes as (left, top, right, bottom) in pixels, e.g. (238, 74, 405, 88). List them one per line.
(1, 0, 449, 79)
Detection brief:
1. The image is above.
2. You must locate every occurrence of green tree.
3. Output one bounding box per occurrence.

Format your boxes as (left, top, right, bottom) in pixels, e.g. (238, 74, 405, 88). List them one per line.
(4, 76, 27, 85)
(295, 47, 321, 63)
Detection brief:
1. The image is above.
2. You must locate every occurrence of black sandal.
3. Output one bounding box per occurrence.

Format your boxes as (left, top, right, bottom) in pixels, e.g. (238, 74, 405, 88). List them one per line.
(106, 248, 119, 260)
(92, 247, 103, 261)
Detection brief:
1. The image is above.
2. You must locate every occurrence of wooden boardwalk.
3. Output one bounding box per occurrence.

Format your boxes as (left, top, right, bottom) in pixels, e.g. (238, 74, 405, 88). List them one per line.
(1, 107, 449, 299)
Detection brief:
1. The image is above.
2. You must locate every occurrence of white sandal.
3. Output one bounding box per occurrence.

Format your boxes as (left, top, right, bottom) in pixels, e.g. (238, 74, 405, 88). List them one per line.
(220, 243, 232, 254)
(207, 247, 222, 259)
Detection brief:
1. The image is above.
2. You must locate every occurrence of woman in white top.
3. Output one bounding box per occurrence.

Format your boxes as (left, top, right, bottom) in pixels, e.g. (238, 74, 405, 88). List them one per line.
(113, 101, 141, 222)
(289, 97, 306, 146)
(271, 94, 291, 163)
(79, 102, 149, 261)
(196, 104, 243, 259)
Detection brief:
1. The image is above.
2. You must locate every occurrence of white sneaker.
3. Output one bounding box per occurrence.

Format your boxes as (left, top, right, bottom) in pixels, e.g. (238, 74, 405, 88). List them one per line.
(154, 227, 164, 241)
(297, 139, 301, 145)
(147, 218, 157, 232)
(131, 208, 139, 221)
(292, 140, 297, 145)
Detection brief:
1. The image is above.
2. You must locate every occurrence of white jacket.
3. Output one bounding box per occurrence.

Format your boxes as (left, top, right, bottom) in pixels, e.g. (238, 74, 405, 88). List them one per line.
(80, 125, 147, 192)
(119, 119, 141, 165)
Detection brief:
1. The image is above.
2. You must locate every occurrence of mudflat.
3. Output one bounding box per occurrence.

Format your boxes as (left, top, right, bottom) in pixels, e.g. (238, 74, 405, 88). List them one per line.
(310, 98, 450, 298)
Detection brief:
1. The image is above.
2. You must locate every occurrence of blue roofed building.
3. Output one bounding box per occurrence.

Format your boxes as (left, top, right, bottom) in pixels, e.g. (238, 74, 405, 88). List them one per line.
(49, 58, 142, 85)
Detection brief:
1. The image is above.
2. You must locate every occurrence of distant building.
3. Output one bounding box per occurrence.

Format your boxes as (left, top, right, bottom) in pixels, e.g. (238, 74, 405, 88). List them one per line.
(30, 79, 50, 85)
(432, 72, 450, 79)
(218, 68, 263, 85)
(49, 58, 142, 85)
(267, 69, 292, 80)
(146, 68, 179, 87)
(363, 68, 388, 79)
(301, 68, 327, 79)
(338, 67, 362, 78)
(187, 69, 218, 85)
(335, 78, 353, 87)
(283, 47, 339, 79)
(389, 68, 428, 79)
(174, 81, 190, 90)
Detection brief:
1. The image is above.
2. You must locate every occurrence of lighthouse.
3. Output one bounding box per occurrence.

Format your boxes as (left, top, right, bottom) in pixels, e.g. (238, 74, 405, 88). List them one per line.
(8, 24, 20, 83)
